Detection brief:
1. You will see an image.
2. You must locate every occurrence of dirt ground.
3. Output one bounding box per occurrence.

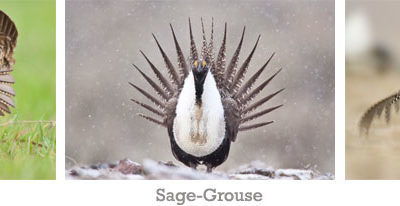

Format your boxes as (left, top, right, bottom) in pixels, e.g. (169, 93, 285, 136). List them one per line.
(346, 69, 400, 179)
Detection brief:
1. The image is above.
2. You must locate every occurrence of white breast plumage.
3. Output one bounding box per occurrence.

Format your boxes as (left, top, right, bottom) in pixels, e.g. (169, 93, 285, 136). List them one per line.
(173, 71, 226, 157)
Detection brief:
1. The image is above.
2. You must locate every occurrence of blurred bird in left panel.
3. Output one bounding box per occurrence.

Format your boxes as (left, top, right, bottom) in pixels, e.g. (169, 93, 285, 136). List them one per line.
(0, 10, 18, 116)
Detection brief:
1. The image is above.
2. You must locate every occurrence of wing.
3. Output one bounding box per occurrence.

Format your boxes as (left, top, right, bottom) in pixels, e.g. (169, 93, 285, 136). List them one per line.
(0, 10, 18, 116)
(359, 90, 400, 134)
(222, 97, 240, 142)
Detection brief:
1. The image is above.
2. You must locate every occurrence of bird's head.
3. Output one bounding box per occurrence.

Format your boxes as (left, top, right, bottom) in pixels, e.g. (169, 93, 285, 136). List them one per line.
(192, 58, 209, 85)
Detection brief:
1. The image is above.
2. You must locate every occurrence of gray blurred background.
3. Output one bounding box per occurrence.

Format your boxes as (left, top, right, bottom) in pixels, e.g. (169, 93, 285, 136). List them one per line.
(66, 0, 334, 173)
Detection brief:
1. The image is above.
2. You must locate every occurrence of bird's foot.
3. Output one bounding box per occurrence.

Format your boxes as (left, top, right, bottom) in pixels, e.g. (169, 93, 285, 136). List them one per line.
(188, 162, 198, 170)
(206, 166, 213, 173)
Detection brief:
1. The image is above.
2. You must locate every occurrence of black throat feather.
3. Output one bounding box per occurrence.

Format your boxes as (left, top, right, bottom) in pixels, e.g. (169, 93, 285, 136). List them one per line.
(193, 70, 208, 105)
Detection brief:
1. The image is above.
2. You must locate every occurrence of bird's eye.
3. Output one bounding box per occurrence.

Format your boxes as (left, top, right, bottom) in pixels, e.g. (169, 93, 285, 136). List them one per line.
(194, 60, 198, 68)
(202, 60, 206, 67)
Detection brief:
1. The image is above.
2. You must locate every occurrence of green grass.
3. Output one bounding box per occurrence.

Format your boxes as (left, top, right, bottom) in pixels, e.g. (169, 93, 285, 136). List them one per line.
(0, 0, 56, 180)
(0, 121, 56, 179)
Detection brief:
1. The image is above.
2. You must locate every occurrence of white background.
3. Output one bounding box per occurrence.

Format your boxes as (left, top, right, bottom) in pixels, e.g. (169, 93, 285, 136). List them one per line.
(1, 0, 399, 205)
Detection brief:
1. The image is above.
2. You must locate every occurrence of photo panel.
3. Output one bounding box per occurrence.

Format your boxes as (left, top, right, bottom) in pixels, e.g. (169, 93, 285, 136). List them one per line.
(346, 0, 400, 180)
(65, 0, 334, 180)
(0, 0, 56, 180)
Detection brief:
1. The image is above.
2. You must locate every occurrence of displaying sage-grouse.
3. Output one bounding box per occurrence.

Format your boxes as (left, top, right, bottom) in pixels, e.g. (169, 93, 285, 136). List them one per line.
(0, 10, 18, 116)
(359, 90, 400, 134)
(130, 19, 283, 172)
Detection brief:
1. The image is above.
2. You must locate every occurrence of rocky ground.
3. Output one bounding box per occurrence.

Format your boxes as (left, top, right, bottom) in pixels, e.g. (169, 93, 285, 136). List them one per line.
(66, 158, 334, 180)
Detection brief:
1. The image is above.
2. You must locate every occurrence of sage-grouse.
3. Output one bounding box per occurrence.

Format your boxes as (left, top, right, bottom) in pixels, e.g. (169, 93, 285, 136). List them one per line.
(0, 10, 17, 116)
(130, 19, 283, 172)
(360, 90, 400, 134)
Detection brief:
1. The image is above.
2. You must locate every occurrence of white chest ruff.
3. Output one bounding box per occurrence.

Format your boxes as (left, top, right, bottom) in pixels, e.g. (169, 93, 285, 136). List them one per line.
(173, 71, 226, 157)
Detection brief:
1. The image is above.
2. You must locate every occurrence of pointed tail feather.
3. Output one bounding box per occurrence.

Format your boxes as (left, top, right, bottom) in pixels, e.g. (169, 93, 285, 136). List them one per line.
(152, 34, 180, 86)
(0, 67, 13, 73)
(359, 91, 400, 134)
(240, 68, 282, 107)
(207, 17, 215, 63)
(0, 93, 14, 115)
(241, 88, 284, 116)
(215, 22, 227, 71)
(0, 11, 18, 46)
(170, 24, 189, 80)
(0, 74, 15, 84)
(235, 52, 275, 100)
(137, 113, 166, 127)
(359, 104, 381, 135)
(225, 27, 245, 87)
(131, 99, 165, 117)
(0, 83, 15, 97)
(230, 35, 261, 93)
(239, 121, 274, 132)
(376, 102, 385, 118)
(0, 92, 14, 107)
(213, 23, 227, 85)
(189, 18, 198, 62)
(390, 92, 399, 112)
(139, 50, 174, 96)
(201, 17, 208, 59)
(240, 105, 283, 124)
(132, 64, 170, 101)
(0, 102, 11, 114)
(129, 82, 165, 110)
(385, 103, 392, 124)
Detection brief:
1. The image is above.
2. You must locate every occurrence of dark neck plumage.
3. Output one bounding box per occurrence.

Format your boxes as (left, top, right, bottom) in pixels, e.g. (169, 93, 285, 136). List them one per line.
(193, 71, 208, 106)
(195, 80, 204, 105)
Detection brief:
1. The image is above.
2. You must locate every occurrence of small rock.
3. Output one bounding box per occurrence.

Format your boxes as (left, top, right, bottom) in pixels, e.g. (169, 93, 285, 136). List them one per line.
(89, 165, 98, 170)
(69, 169, 79, 176)
(113, 158, 143, 175)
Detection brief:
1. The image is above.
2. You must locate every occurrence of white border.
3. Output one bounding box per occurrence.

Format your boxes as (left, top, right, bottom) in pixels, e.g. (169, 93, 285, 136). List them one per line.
(335, 0, 345, 181)
(56, 0, 66, 181)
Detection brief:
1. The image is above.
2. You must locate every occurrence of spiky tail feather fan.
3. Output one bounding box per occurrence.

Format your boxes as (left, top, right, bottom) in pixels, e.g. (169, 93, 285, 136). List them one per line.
(0, 10, 18, 116)
(130, 18, 283, 133)
(359, 90, 400, 135)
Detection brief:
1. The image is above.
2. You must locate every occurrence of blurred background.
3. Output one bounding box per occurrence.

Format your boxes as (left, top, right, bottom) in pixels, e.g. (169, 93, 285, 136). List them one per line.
(346, 0, 400, 179)
(0, 0, 56, 179)
(66, 0, 334, 174)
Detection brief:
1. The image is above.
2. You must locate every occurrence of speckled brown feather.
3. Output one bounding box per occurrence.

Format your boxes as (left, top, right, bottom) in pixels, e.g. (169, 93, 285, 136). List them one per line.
(359, 90, 400, 135)
(131, 19, 283, 137)
(0, 10, 18, 116)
